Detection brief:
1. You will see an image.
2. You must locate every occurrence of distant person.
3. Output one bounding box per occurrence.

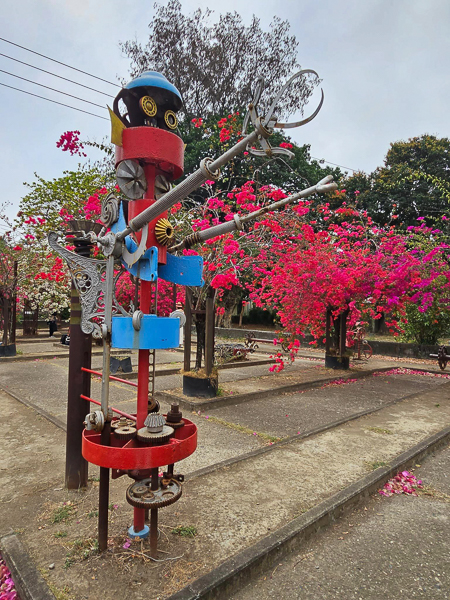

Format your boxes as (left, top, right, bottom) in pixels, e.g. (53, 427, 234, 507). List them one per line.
(47, 315, 57, 337)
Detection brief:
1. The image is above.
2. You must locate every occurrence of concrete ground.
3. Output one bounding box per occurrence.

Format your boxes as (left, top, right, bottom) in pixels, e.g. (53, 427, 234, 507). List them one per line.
(231, 444, 450, 600)
(1, 340, 449, 599)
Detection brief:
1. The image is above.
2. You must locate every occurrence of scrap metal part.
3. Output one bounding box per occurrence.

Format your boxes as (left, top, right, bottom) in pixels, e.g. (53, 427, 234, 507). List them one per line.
(114, 426, 137, 441)
(126, 477, 182, 509)
(137, 424, 174, 445)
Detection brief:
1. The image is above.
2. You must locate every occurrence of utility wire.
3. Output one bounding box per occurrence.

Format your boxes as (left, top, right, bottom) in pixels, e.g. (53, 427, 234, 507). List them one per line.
(0, 68, 105, 109)
(0, 52, 115, 98)
(311, 156, 359, 173)
(0, 37, 118, 87)
(0, 82, 108, 120)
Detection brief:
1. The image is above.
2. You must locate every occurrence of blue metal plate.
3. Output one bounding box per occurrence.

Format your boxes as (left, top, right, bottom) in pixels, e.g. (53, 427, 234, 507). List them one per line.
(125, 246, 158, 281)
(158, 252, 204, 287)
(111, 315, 180, 350)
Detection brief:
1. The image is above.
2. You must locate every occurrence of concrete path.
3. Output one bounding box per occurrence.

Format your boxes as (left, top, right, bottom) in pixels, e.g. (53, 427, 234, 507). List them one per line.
(231, 443, 450, 599)
(1, 347, 449, 600)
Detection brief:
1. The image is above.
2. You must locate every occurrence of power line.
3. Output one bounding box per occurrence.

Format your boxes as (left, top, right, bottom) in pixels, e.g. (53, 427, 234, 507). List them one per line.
(0, 82, 108, 120)
(0, 52, 114, 98)
(0, 37, 118, 88)
(311, 156, 360, 173)
(0, 68, 105, 109)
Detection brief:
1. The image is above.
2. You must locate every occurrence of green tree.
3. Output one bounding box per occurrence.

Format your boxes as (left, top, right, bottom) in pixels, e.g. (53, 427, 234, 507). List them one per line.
(120, 0, 318, 120)
(357, 135, 450, 227)
(16, 167, 108, 238)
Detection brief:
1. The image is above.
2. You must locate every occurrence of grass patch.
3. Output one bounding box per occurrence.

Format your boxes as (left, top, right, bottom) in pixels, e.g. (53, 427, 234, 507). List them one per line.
(367, 426, 393, 435)
(87, 510, 98, 518)
(51, 503, 76, 524)
(64, 537, 99, 568)
(39, 569, 74, 600)
(54, 531, 68, 538)
(419, 485, 450, 502)
(204, 415, 281, 444)
(366, 460, 389, 471)
(171, 526, 197, 538)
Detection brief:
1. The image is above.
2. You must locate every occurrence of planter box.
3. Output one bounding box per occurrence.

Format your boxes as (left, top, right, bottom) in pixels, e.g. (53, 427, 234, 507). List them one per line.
(324, 353, 350, 370)
(183, 374, 218, 398)
(0, 344, 17, 357)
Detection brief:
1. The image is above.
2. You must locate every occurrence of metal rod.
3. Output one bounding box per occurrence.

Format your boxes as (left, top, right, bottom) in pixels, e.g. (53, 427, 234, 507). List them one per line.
(150, 467, 159, 558)
(81, 367, 138, 388)
(98, 421, 111, 552)
(100, 255, 115, 418)
(80, 395, 136, 421)
(204, 289, 215, 377)
(184, 288, 192, 372)
(170, 175, 337, 252)
(133, 507, 146, 533)
(116, 130, 260, 240)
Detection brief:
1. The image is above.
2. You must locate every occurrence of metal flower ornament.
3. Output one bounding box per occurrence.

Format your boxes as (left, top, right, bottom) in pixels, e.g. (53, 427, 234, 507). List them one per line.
(48, 69, 336, 555)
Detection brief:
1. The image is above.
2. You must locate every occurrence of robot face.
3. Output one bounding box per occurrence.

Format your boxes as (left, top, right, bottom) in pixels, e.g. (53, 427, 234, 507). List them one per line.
(113, 71, 182, 133)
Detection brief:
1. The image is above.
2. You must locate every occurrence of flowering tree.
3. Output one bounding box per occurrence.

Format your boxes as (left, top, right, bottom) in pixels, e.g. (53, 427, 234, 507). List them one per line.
(248, 199, 424, 352)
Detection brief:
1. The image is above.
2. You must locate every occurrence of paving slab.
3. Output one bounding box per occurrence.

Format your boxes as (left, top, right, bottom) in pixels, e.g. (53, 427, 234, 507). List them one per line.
(206, 372, 447, 439)
(1, 359, 450, 600)
(231, 444, 450, 600)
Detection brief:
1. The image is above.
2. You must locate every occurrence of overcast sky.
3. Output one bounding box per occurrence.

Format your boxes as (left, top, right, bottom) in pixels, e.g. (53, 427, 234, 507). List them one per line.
(1, 0, 449, 223)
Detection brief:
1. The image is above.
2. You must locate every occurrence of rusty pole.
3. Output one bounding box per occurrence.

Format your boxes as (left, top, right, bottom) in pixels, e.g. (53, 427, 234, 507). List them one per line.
(204, 288, 215, 377)
(184, 288, 192, 372)
(65, 238, 92, 489)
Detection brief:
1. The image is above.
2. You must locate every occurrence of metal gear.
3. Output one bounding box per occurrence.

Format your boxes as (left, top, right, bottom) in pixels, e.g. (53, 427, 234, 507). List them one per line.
(114, 426, 137, 441)
(111, 417, 135, 430)
(166, 403, 184, 429)
(136, 425, 174, 445)
(154, 218, 174, 246)
(126, 478, 182, 509)
(116, 159, 147, 199)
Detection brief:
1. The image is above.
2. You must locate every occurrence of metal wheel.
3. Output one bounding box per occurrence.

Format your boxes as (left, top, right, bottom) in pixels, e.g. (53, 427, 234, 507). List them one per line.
(362, 340, 373, 360)
(126, 478, 182, 509)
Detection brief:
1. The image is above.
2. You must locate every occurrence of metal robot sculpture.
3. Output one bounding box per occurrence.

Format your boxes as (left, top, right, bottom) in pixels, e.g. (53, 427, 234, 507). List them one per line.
(48, 69, 336, 556)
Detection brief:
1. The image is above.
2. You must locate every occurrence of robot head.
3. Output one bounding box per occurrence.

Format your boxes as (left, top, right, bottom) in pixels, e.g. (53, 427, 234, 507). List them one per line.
(113, 71, 183, 132)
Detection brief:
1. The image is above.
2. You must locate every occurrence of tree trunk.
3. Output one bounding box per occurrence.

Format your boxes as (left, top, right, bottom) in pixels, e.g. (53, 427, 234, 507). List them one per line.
(194, 316, 205, 370)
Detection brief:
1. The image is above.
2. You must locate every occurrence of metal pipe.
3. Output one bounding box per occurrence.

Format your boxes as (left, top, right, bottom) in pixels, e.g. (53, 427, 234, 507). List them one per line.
(98, 422, 111, 552)
(80, 395, 136, 421)
(81, 367, 138, 388)
(100, 255, 114, 418)
(116, 130, 260, 240)
(150, 467, 159, 558)
(170, 175, 337, 252)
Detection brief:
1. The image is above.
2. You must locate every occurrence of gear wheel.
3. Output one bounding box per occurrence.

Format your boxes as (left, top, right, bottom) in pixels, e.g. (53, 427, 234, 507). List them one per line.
(126, 478, 182, 509)
(136, 425, 174, 445)
(114, 426, 137, 441)
(112, 417, 135, 430)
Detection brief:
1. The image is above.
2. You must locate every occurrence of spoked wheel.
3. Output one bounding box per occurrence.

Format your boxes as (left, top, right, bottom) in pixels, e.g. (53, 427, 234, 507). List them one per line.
(362, 340, 373, 360)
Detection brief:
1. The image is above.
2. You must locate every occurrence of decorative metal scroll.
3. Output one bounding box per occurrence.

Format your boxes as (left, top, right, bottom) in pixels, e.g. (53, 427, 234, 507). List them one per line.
(48, 232, 130, 338)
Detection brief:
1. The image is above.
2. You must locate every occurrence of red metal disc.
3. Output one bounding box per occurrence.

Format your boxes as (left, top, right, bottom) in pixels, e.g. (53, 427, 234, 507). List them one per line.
(82, 418, 197, 470)
(115, 127, 184, 180)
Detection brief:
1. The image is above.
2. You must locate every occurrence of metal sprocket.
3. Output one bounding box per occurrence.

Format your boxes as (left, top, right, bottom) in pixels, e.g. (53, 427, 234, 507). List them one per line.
(126, 478, 182, 509)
